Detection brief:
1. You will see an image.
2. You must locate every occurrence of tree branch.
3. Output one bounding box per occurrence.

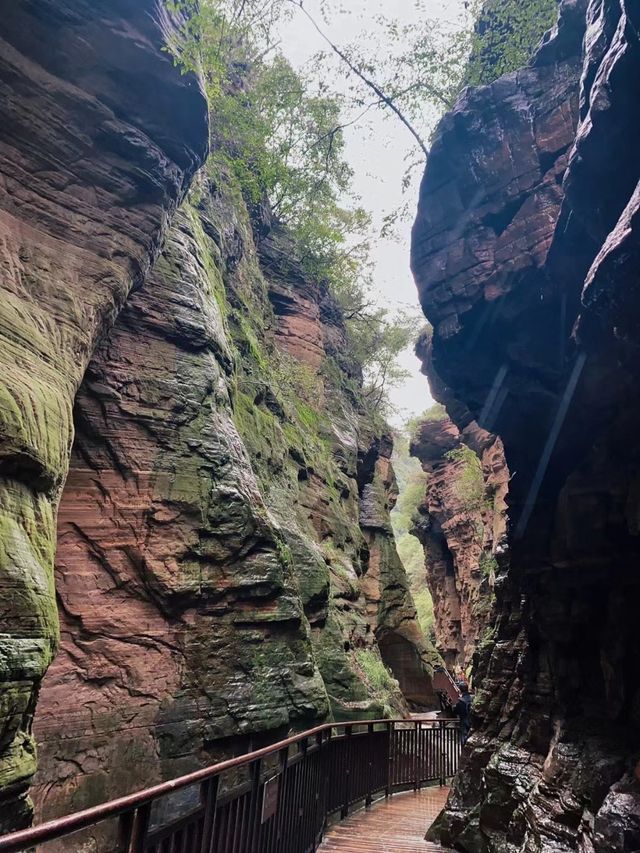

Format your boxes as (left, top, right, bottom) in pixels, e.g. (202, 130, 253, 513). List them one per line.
(286, 0, 429, 158)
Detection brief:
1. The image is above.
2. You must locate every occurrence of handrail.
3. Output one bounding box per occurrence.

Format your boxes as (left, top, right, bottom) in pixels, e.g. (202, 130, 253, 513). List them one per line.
(0, 717, 461, 853)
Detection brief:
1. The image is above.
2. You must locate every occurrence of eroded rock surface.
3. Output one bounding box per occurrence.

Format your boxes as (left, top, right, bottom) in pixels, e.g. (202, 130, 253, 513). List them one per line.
(30, 160, 436, 822)
(31, 198, 328, 822)
(410, 412, 507, 671)
(412, 0, 640, 850)
(359, 435, 440, 708)
(0, 0, 207, 831)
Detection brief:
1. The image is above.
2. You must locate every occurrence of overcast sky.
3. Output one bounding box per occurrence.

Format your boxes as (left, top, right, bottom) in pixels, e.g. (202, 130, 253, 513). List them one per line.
(279, 0, 467, 427)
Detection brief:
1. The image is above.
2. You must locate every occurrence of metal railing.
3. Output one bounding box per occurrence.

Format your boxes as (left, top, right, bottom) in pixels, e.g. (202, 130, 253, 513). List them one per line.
(0, 718, 461, 853)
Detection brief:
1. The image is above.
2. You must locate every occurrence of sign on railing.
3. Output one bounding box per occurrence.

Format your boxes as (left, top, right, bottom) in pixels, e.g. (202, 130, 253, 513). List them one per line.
(0, 718, 461, 853)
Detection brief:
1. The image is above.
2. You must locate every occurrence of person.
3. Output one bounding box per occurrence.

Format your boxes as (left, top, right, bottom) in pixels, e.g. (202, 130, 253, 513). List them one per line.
(454, 682, 473, 744)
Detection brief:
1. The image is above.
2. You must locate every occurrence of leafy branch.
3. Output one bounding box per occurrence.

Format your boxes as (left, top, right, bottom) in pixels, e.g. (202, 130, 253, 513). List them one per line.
(284, 0, 429, 158)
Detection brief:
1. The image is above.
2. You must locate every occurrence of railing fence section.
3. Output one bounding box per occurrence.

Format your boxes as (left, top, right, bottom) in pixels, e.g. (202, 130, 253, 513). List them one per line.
(0, 719, 461, 853)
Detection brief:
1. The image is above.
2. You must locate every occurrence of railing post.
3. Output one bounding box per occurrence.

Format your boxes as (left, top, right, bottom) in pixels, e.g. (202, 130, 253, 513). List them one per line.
(386, 721, 392, 798)
(199, 776, 219, 853)
(365, 723, 374, 807)
(316, 731, 326, 844)
(247, 757, 263, 852)
(322, 729, 332, 838)
(413, 722, 419, 792)
(340, 725, 352, 820)
(439, 720, 446, 787)
(274, 744, 289, 849)
(120, 802, 151, 853)
(299, 735, 309, 845)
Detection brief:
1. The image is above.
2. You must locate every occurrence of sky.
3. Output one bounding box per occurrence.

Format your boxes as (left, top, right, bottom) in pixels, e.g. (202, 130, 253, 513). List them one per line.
(278, 0, 467, 427)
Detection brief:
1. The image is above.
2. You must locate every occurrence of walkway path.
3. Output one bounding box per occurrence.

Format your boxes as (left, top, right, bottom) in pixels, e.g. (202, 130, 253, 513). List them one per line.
(320, 787, 452, 852)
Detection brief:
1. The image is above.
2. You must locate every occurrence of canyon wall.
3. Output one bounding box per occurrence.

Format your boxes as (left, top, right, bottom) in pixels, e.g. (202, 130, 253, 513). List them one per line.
(0, 0, 208, 831)
(412, 0, 640, 850)
(0, 2, 435, 830)
(409, 398, 507, 672)
(30, 164, 436, 825)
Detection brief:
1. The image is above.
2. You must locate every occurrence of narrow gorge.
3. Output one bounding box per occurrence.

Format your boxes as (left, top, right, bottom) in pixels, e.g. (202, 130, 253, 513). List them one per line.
(0, 0, 638, 852)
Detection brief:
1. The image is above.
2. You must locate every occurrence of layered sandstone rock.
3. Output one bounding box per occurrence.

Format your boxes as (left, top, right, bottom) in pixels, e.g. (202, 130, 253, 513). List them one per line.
(29, 156, 436, 826)
(0, 0, 208, 831)
(359, 435, 440, 708)
(30, 195, 329, 824)
(409, 413, 507, 672)
(0, 0, 434, 835)
(412, 0, 640, 849)
(252, 202, 438, 719)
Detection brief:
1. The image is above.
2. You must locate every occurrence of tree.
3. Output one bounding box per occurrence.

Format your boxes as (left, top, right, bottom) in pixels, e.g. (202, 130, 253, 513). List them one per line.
(167, 0, 416, 418)
(166, 0, 558, 416)
(351, 309, 415, 419)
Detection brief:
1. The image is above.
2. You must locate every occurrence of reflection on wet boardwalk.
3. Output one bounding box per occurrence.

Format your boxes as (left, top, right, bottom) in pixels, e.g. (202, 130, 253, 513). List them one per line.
(320, 786, 452, 853)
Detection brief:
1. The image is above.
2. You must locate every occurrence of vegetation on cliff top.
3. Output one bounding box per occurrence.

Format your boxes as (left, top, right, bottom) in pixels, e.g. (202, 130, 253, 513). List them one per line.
(167, 0, 415, 422)
(445, 445, 488, 515)
(465, 0, 558, 86)
(167, 0, 558, 422)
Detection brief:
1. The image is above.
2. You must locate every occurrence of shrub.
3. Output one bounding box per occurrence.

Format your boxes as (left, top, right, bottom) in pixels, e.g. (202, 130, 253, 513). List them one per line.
(445, 445, 487, 514)
(355, 649, 399, 697)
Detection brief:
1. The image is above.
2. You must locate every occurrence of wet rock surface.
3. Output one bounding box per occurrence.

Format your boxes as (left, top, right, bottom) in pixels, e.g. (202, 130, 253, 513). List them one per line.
(0, 0, 207, 831)
(0, 0, 434, 833)
(410, 413, 507, 671)
(30, 199, 329, 821)
(28, 162, 435, 818)
(412, 0, 640, 850)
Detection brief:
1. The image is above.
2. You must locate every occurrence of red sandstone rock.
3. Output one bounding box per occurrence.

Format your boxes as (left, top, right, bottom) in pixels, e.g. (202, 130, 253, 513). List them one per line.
(30, 197, 330, 825)
(29, 172, 435, 830)
(0, 0, 207, 831)
(410, 417, 507, 671)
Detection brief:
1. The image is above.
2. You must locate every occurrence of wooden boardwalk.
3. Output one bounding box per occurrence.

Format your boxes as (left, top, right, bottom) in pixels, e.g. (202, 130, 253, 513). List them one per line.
(320, 787, 452, 852)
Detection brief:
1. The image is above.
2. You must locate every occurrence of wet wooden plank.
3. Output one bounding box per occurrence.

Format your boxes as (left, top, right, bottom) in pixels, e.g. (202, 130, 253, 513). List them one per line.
(320, 787, 452, 852)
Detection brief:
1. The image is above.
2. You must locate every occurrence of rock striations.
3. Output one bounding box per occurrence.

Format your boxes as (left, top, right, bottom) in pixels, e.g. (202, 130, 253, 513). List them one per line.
(0, 0, 435, 833)
(412, 0, 640, 850)
(0, 0, 208, 832)
(409, 402, 508, 672)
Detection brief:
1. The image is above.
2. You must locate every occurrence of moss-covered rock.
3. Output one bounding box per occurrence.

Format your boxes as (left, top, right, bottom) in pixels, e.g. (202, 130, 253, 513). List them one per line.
(0, 0, 208, 830)
(29, 153, 436, 822)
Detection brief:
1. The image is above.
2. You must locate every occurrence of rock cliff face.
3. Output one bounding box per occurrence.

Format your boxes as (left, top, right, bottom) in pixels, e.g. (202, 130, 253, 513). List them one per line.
(409, 408, 507, 671)
(412, 0, 640, 850)
(30, 170, 435, 822)
(0, 0, 208, 832)
(0, 0, 434, 833)
(30, 191, 331, 823)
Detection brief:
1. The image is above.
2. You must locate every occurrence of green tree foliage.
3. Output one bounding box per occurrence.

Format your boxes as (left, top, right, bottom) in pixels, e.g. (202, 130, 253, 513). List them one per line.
(465, 0, 558, 86)
(167, 0, 558, 413)
(167, 0, 412, 415)
(412, 588, 436, 640)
